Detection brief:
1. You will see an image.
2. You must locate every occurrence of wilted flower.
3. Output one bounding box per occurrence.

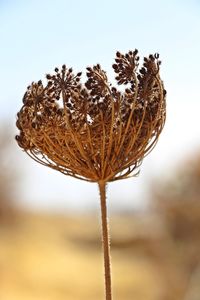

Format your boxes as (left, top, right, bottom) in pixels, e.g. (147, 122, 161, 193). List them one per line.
(16, 50, 166, 300)
(16, 50, 166, 183)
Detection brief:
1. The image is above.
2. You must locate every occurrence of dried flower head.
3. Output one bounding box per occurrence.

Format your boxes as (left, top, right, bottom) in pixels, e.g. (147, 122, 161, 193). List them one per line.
(15, 50, 166, 300)
(16, 50, 166, 183)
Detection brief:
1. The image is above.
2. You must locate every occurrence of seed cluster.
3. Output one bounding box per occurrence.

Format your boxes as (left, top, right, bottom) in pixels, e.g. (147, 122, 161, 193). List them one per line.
(16, 50, 166, 182)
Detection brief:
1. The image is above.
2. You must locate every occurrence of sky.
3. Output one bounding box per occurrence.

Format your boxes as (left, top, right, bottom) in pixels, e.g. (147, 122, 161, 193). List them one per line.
(0, 0, 200, 212)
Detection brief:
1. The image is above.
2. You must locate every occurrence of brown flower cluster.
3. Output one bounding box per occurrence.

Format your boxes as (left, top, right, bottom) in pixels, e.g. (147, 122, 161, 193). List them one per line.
(16, 50, 166, 182)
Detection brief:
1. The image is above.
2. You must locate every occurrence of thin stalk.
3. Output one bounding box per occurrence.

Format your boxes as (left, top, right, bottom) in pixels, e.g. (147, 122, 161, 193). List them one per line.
(98, 181, 112, 300)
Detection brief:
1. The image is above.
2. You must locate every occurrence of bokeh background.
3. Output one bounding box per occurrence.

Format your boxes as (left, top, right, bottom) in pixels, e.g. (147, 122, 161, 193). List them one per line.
(0, 0, 200, 299)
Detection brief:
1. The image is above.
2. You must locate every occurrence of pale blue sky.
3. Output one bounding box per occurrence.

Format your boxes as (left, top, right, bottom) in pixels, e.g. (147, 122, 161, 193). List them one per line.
(0, 0, 200, 212)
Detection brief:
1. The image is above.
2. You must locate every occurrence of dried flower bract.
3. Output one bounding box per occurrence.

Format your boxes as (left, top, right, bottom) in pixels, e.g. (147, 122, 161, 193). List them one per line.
(16, 50, 166, 183)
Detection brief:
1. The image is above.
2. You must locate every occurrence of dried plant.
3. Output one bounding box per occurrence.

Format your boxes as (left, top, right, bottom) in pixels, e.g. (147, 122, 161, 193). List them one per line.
(16, 50, 166, 300)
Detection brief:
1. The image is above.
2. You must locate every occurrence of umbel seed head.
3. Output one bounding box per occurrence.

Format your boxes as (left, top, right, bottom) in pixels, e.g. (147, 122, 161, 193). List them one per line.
(16, 50, 166, 182)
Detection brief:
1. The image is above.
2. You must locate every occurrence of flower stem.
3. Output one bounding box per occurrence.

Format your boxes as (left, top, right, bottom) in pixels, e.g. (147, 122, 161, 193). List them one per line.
(98, 181, 112, 300)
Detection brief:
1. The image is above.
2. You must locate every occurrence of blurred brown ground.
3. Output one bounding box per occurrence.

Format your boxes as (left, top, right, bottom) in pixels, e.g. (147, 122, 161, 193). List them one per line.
(0, 213, 166, 300)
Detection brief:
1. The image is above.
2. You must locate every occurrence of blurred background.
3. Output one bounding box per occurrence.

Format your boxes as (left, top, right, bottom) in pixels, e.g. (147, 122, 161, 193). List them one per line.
(0, 0, 200, 299)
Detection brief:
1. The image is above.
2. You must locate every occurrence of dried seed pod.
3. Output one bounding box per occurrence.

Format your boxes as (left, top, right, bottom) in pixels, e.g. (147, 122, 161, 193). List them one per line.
(16, 50, 166, 182)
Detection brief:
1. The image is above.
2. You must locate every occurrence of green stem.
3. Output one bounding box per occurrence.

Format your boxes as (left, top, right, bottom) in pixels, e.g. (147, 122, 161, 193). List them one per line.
(98, 181, 112, 300)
